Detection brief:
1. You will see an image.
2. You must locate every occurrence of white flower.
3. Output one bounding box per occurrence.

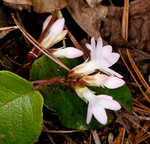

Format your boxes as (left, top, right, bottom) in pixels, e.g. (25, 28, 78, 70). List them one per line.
(41, 16, 67, 48)
(53, 47, 83, 59)
(82, 73, 125, 88)
(75, 87, 121, 125)
(72, 37, 123, 78)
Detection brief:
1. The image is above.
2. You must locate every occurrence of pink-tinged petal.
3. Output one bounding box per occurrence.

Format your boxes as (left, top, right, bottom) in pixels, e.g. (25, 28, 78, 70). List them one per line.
(99, 67, 123, 78)
(108, 53, 120, 66)
(49, 18, 65, 37)
(42, 30, 67, 48)
(42, 15, 52, 31)
(42, 18, 65, 46)
(41, 18, 65, 48)
(53, 47, 83, 59)
(91, 37, 96, 50)
(92, 105, 107, 124)
(73, 61, 97, 75)
(103, 53, 120, 67)
(95, 37, 103, 60)
(86, 43, 93, 51)
(96, 37, 103, 48)
(82, 73, 108, 87)
(102, 45, 112, 55)
(50, 30, 67, 47)
(104, 76, 125, 89)
(97, 95, 113, 100)
(97, 95, 121, 110)
(86, 102, 93, 124)
(100, 52, 120, 67)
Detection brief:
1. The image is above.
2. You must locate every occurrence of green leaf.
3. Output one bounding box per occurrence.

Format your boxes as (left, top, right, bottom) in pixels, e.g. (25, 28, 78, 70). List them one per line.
(30, 55, 82, 79)
(31, 56, 113, 130)
(41, 85, 113, 130)
(90, 85, 132, 112)
(0, 71, 43, 144)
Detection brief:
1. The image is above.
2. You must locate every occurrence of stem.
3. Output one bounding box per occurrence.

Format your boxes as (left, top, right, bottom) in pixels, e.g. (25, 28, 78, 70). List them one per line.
(12, 14, 70, 72)
(32, 76, 67, 90)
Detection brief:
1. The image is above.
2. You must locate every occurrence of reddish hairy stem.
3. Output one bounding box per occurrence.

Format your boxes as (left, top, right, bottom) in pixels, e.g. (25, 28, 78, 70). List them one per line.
(32, 76, 67, 90)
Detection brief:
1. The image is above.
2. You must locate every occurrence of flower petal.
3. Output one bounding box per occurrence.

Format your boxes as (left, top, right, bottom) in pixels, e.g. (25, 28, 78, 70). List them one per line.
(41, 18, 65, 48)
(82, 73, 108, 87)
(100, 52, 120, 68)
(104, 53, 120, 67)
(86, 102, 93, 124)
(92, 105, 107, 124)
(50, 30, 67, 47)
(96, 37, 103, 49)
(53, 47, 83, 59)
(85, 43, 92, 51)
(73, 61, 96, 75)
(95, 37, 103, 60)
(49, 18, 65, 38)
(104, 76, 125, 89)
(97, 95, 121, 111)
(91, 37, 96, 50)
(74, 86, 94, 102)
(99, 67, 123, 78)
(41, 30, 67, 49)
(102, 45, 112, 55)
(96, 95, 113, 100)
(42, 15, 52, 31)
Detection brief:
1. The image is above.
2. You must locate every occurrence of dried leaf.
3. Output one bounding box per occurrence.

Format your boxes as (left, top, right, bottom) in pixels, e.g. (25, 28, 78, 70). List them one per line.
(3, 0, 32, 5)
(67, 0, 108, 38)
(31, 0, 68, 13)
(3, 0, 32, 11)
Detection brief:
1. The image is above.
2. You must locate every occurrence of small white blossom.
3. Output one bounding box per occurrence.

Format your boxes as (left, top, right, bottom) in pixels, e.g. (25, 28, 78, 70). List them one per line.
(53, 47, 83, 59)
(75, 87, 121, 124)
(41, 16, 67, 48)
(72, 37, 123, 78)
(82, 73, 125, 88)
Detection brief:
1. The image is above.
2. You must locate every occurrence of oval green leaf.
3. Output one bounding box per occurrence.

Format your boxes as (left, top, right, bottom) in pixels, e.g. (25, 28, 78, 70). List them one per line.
(0, 71, 43, 144)
(31, 56, 113, 130)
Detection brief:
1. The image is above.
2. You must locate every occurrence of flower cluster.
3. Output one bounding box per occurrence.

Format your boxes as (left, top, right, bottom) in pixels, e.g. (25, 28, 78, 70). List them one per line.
(41, 15, 125, 125)
(72, 37, 124, 124)
(41, 15, 83, 58)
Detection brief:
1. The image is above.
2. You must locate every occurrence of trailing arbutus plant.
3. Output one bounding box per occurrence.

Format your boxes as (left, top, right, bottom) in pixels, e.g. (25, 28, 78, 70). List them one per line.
(30, 13, 132, 128)
(0, 11, 132, 144)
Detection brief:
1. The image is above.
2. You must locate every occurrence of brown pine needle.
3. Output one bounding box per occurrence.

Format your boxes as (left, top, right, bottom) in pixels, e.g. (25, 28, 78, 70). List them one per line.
(0, 26, 18, 31)
(115, 127, 125, 144)
(119, 49, 150, 103)
(126, 49, 150, 95)
(11, 14, 70, 72)
(121, 0, 150, 102)
(135, 121, 150, 143)
(133, 99, 150, 112)
(44, 129, 82, 134)
(122, 0, 129, 40)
